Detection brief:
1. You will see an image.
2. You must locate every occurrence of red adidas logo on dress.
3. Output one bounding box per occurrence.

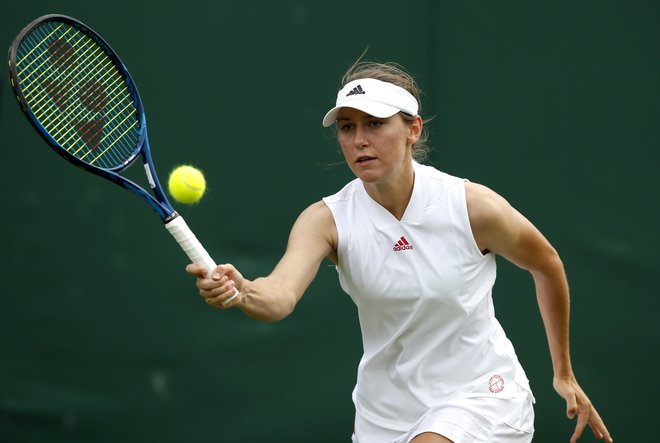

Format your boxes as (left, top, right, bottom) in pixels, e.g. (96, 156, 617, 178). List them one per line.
(393, 236, 414, 252)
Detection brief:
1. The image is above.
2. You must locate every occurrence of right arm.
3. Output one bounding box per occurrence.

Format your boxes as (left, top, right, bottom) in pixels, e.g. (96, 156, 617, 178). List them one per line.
(186, 201, 338, 322)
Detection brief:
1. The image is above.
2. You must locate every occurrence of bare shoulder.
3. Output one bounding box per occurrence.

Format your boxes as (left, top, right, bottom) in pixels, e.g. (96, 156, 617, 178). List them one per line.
(464, 181, 557, 270)
(295, 201, 336, 233)
(300, 200, 334, 217)
(464, 181, 512, 228)
(464, 181, 526, 254)
(290, 200, 338, 259)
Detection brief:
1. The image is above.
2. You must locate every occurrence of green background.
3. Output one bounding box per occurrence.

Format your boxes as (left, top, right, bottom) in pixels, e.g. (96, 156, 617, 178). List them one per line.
(1, 1, 658, 442)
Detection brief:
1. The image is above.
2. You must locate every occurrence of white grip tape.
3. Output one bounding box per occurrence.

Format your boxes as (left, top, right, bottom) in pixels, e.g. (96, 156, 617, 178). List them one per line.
(165, 216, 217, 274)
(165, 216, 239, 305)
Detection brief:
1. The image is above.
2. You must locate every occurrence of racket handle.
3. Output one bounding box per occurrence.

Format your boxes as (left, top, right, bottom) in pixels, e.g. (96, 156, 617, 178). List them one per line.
(165, 215, 217, 277)
(165, 216, 240, 305)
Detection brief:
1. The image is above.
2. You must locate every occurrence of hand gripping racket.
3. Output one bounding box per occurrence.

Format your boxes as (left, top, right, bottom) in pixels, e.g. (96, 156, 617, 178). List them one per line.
(8, 14, 238, 304)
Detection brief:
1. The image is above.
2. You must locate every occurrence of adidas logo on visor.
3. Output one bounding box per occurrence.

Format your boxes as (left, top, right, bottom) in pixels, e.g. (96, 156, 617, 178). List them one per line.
(346, 85, 365, 96)
(321, 78, 420, 127)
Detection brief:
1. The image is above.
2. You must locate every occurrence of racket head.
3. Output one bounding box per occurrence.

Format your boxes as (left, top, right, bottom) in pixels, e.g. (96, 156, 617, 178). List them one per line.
(8, 14, 145, 173)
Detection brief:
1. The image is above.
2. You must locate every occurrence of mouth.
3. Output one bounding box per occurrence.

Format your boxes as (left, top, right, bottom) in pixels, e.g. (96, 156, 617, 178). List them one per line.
(356, 155, 376, 164)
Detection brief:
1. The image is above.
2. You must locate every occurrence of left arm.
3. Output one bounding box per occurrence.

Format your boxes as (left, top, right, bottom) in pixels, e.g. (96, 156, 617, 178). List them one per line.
(466, 182, 612, 443)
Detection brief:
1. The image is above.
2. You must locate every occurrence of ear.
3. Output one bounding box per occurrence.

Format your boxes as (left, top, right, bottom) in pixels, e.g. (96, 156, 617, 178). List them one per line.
(407, 115, 423, 146)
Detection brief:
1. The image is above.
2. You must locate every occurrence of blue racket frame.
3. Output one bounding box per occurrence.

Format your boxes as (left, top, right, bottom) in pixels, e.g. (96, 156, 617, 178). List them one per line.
(8, 14, 177, 222)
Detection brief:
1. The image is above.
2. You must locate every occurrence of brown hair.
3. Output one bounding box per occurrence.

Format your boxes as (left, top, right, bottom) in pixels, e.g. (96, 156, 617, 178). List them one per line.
(339, 61, 431, 162)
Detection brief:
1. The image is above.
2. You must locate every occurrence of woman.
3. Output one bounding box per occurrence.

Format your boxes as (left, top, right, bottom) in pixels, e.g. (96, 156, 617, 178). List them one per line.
(186, 61, 612, 443)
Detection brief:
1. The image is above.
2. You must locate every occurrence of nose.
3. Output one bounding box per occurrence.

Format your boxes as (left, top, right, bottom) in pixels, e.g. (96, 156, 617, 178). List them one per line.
(354, 125, 368, 149)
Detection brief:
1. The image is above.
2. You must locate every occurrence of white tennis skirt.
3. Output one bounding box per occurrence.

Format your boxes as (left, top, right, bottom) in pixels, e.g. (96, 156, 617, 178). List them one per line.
(352, 384, 534, 443)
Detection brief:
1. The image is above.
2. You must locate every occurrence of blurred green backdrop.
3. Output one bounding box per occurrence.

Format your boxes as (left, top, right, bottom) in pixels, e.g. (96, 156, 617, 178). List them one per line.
(1, 1, 658, 442)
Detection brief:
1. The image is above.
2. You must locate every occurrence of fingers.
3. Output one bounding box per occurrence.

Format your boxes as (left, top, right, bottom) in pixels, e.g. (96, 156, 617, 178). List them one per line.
(588, 407, 613, 443)
(211, 263, 239, 279)
(188, 264, 240, 308)
(186, 263, 237, 279)
(567, 395, 613, 443)
(566, 391, 578, 419)
(570, 404, 589, 443)
(186, 262, 244, 309)
(199, 274, 236, 300)
(185, 263, 208, 277)
(204, 287, 240, 309)
(570, 406, 613, 443)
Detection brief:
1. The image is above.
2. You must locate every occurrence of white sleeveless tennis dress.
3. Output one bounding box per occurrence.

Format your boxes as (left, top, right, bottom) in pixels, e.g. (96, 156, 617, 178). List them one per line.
(323, 163, 535, 443)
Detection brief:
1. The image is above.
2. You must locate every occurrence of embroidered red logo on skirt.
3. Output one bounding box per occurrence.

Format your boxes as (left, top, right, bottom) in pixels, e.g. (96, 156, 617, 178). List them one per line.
(488, 374, 505, 393)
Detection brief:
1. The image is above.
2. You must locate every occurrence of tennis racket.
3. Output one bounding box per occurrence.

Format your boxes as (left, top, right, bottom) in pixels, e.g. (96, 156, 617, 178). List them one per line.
(8, 14, 238, 304)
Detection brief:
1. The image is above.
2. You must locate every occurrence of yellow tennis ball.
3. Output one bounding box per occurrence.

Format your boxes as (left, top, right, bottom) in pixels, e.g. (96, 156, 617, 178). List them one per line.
(168, 165, 206, 204)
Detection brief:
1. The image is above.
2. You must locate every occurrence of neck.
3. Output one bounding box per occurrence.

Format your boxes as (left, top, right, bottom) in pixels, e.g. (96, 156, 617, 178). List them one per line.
(362, 161, 415, 220)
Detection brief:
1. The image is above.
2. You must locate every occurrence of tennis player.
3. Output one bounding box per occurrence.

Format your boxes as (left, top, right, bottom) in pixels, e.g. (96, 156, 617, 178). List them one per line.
(186, 61, 612, 443)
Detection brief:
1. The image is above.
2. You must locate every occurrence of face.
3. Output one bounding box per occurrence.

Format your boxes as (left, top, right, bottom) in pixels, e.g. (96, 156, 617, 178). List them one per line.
(336, 107, 422, 185)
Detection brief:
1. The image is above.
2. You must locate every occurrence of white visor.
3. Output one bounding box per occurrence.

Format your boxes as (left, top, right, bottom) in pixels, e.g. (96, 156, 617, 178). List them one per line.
(322, 78, 419, 127)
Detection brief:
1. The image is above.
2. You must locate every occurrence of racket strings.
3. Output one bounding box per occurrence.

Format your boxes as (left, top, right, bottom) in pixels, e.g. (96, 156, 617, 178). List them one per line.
(19, 25, 135, 166)
(15, 20, 140, 169)
(28, 35, 108, 118)
(19, 30, 109, 136)
(20, 25, 135, 167)
(31, 38, 112, 136)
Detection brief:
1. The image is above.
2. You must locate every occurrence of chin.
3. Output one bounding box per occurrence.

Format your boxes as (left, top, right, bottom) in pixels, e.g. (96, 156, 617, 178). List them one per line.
(354, 170, 383, 184)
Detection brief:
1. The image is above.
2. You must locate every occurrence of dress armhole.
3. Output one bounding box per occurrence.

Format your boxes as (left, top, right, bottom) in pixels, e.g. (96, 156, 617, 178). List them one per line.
(460, 179, 491, 259)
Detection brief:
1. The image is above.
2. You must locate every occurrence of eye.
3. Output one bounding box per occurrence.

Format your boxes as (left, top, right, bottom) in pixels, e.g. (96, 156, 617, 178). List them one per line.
(339, 122, 355, 131)
(368, 120, 384, 128)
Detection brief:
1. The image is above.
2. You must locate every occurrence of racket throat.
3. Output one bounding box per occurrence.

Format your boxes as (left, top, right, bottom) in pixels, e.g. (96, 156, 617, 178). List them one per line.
(144, 162, 156, 189)
(163, 211, 179, 224)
